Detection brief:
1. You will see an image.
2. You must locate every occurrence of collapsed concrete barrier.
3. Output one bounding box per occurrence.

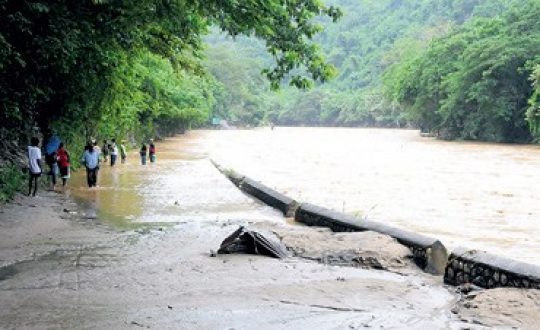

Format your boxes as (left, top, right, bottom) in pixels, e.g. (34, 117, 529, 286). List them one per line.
(240, 177, 298, 217)
(444, 247, 540, 289)
(295, 203, 448, 275)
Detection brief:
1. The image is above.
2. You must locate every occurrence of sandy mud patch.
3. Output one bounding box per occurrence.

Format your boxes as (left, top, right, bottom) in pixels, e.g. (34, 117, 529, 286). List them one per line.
(453, 287, 540, 328)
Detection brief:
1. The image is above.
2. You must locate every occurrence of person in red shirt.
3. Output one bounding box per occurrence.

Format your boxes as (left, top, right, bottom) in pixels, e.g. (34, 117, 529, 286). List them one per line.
(56, 143, 70, 186)
(149, 139, 156, 163)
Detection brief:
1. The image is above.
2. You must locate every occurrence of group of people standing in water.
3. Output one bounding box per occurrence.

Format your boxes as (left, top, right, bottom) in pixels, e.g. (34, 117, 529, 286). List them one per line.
(139, 140, 156, 165)
(27, 136, 157, 195)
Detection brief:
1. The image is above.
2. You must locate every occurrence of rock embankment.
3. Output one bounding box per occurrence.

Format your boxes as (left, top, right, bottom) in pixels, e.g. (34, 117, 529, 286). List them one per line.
(445, 247, 540, 289)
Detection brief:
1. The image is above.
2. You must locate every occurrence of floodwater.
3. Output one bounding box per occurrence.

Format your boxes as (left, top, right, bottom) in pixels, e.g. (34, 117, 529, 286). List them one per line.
(68, 137, 282, 228)
(71, 128, 540, 264)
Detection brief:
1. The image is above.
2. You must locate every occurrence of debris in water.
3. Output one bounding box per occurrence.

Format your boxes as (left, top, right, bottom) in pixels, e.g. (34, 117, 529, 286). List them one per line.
(217, 226, 288, 259)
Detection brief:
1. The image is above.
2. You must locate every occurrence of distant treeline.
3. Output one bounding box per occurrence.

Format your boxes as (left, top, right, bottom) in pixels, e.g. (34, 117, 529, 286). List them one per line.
(205, 0, 540, 142)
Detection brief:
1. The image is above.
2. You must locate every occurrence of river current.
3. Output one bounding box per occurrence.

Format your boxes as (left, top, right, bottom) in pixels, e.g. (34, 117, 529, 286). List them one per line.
(70, 128, 540, 265)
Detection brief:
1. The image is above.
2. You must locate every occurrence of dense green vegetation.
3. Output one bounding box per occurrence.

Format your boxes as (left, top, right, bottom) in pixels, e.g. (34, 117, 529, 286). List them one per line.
(204, 0, 508, 126)
(0, 165, 25, 202)
(526, 64, 540, 140)
(206, 0, 540, 143)
(0, 0, 341, 200)
(2, 1, 540, 202)
(0, 0, 340, 144)
(3, 0, 537, 144)
(384, 1, 540, 142)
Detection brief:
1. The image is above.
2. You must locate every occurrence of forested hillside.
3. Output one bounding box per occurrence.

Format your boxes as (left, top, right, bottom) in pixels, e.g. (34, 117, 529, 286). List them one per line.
(0, 0, 340, 200)
(2, 0, 540, 200)
(383, 1, 540, 142)
(205, 0, 540, 142)
(0, 0, 340, 144)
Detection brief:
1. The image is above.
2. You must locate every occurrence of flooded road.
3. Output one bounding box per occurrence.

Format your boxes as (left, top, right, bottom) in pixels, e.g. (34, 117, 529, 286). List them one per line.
(4, 127, 540, 329)
(72, 128, 540, 264)
(68, 136, 281, 228)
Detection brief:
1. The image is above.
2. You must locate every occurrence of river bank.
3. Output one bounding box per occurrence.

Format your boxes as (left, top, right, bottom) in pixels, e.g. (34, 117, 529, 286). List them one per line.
(1, 159, 539, 328)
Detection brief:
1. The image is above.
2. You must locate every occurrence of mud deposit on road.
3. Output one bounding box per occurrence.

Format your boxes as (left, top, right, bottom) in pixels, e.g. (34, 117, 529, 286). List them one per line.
(1, 204, 456, 329)
(1, 133, 539, 328)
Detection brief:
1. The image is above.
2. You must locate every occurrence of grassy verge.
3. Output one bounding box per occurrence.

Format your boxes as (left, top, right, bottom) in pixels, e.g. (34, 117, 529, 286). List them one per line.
(0, 165, 26, 203)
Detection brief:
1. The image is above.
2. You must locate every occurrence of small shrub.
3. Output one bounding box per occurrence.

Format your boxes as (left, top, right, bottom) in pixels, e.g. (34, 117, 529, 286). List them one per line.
(0, 165, 25, 202)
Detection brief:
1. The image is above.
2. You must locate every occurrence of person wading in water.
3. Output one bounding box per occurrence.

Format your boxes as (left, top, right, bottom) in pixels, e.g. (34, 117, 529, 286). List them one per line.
(149, 139, 156, 163)
(82, 142, 100, 187)
(140, 144, 147, 165)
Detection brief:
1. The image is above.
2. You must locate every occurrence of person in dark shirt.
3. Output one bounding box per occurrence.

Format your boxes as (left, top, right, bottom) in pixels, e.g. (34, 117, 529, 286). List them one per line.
(140, 144, 147, 165)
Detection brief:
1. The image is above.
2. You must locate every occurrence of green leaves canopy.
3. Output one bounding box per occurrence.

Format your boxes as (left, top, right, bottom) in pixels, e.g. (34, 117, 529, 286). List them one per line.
(383, 1, 540, 142)
(0, 0, 341, 144)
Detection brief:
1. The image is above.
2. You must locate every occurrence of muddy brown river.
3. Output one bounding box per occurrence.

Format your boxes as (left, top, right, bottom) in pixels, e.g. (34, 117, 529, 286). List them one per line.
(70, 128, 540, 265)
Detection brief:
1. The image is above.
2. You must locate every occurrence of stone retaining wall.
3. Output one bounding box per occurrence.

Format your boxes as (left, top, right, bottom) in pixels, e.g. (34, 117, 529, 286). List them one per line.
(295, 203, 448, 275)
(444, 247, 540, 289)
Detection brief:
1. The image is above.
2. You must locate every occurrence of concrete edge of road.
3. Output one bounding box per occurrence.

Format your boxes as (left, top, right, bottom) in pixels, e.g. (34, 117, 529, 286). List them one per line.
(211, 160, 540, 288)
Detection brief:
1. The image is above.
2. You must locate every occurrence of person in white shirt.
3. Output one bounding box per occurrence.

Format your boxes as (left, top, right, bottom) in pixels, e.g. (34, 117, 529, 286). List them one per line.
(27, 137, 42, 196)
(82, 142, 101, 187)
